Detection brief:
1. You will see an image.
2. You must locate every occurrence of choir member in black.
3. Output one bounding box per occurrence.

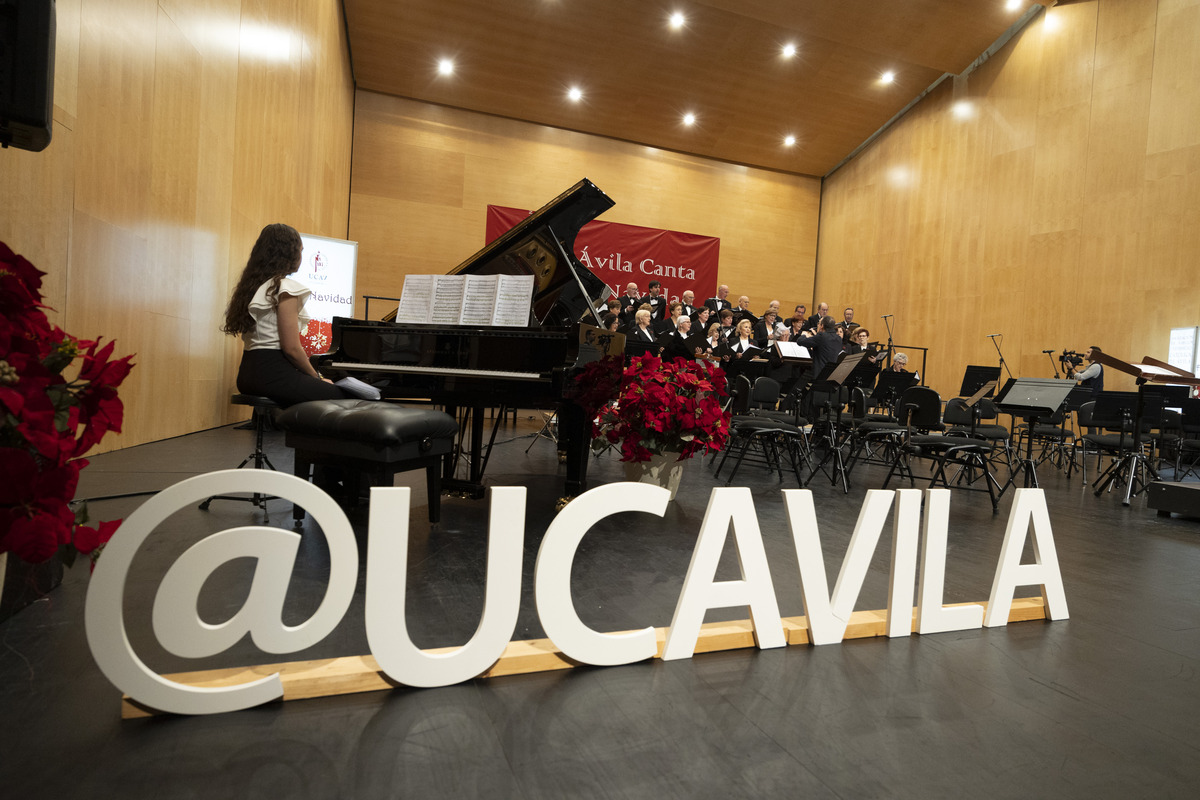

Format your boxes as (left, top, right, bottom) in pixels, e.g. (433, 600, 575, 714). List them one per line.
(728, 319, 759, 357)
(628, 309, 657, 344)
(841, 307, 859, 342)
(617, 282, 642, 323)
(779, 312, 808, 342)
(638, 280, 667, 322)
(724, 318, 760, 384)
(656, 315, 693, 361)
(806, 302, 829, 331)
(655, 301, 686, 335)
(680, 290, 698, 318)
(694, 322, 731, 363)
(690, 305, 712, 333)
(844, 327, 882, 360)
(844, 327, 883, 392)
(734, 296, 758, 327)
(705, 284, 732, 315)
(753, 310, 781, 347)
(601, 313, 621, 332)
(717, 309, 736, 339)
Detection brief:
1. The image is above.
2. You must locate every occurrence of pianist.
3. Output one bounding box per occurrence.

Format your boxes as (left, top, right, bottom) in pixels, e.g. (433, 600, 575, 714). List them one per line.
(222, 223, 347, 407)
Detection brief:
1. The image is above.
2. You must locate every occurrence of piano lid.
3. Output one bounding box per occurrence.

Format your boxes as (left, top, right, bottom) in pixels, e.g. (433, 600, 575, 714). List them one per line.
(446, 178, 615, 326)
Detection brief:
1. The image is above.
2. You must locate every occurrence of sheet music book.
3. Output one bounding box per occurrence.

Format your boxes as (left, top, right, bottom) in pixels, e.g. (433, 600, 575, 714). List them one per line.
(772, 341, 811, 361)
(394, 273, 536, 327)
(335, 376, 381, 400)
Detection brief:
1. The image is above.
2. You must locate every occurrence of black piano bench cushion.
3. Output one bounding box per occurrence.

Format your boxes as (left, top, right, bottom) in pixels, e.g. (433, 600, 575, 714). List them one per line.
(274, 399, 457, 525)
(275, 399, 458, 462)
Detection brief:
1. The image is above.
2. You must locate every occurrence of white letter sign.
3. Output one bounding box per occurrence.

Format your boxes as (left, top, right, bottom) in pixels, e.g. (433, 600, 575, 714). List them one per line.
(86, 470, 358, 715)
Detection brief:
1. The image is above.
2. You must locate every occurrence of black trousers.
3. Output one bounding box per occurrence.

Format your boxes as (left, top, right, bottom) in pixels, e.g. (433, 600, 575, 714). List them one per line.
(236, 349, 347, 407)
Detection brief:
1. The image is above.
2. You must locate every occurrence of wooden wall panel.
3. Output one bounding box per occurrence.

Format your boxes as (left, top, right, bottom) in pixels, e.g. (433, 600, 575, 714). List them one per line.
(0, 0, 354, 452)
(816, 0, 1200, 399)
(349, 91, 821, 320)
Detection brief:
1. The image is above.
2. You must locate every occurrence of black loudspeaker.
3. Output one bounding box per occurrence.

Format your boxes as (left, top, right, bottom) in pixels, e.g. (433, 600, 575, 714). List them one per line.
(0, 0, 55, 152)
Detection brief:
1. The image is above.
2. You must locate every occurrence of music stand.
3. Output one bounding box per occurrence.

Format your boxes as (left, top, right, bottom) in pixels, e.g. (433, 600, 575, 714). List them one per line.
(995, 377, 1077, 489)
(959, 365, 1002, 398)
(1089, 352, 1200, 504)
(872, 370, 918, 415)
(809, 351, 867, 493)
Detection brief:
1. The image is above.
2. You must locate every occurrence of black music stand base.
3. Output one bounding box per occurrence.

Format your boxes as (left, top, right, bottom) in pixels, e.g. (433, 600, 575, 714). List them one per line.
(1094, 451, 1159, 506)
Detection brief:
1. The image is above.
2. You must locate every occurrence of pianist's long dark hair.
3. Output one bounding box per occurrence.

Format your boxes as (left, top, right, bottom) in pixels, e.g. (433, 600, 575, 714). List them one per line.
(222, 223, 303, 336)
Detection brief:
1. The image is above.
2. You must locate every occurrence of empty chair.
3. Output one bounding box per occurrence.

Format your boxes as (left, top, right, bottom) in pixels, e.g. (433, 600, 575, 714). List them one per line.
(883, 386, 1001, 513)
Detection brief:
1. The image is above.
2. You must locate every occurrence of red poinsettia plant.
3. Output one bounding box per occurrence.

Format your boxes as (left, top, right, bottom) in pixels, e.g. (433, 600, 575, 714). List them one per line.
(576, 354, 731, 463)
(0, 241, 133, 566)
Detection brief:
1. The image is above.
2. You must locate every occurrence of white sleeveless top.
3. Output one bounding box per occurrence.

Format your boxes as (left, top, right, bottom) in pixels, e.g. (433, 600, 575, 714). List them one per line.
(242, 277, 311, 350)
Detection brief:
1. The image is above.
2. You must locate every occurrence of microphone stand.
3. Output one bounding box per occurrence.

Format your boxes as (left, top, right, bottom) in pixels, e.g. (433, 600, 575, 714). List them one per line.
(1045, 350, 1061, 378)
(882, 314, 895, 369)
(989, 334, 1013, 380)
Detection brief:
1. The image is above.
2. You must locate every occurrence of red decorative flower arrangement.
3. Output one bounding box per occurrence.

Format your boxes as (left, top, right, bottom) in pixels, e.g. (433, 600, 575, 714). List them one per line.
(0, 241, 133, 566)
(576, 354, 731, 463)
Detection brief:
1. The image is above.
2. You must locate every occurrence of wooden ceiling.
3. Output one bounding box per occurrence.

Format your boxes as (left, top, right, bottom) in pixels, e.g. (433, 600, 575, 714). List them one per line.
(342, 0, 1051, 178)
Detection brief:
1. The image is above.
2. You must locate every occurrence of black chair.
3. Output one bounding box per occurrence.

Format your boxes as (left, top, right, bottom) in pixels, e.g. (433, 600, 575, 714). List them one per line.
(714, 376, 809, 486)
(1077, 392, 1157, 497)
(1173, 398, 1200, 480)
(199, 394, 281, 518)
(883, 386, 1001, 513)
(943, 396, 1013, 474)
(806, 380, 856, 492)
(1013, 404, 1076, 476)
(845, 387, 902, 472)
(711, 374, 754, 466)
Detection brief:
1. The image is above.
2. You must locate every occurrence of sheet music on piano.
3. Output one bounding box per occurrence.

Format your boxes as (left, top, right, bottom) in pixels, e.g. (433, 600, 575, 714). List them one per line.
(394, 273, 536, 327)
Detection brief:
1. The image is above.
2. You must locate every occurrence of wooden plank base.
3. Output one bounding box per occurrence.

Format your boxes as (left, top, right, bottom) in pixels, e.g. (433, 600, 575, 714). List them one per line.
(122, 597, 1047, 718)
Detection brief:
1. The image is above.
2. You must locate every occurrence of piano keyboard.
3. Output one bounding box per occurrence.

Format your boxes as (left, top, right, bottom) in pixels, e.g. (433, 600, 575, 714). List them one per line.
(329, 361, 545, 381)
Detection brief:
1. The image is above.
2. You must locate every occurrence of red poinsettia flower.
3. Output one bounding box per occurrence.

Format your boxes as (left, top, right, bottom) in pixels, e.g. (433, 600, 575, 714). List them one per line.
(73, 519, 121, 555)
(578, 353, 730, 463)
(1, 240, 130, 566)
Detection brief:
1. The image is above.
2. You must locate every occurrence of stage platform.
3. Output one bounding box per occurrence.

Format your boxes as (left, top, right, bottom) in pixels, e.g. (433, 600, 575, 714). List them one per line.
(2, 413, 1199, 799)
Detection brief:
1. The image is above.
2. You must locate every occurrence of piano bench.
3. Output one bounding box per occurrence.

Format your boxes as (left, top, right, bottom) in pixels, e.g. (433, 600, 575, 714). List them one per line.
(274, 399, 459, 525)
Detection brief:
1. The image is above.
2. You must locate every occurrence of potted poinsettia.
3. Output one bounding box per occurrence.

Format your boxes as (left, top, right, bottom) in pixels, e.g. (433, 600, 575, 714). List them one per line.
(0, 241, 133, 619)
(574, 353, 731, 499)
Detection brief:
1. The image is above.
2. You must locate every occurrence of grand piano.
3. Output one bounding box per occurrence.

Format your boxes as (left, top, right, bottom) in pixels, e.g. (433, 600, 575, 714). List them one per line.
(317, 178, 617, 500)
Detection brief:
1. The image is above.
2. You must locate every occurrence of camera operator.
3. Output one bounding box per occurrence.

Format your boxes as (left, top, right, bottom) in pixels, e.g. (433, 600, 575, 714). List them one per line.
(1072, 346, 1104, 396)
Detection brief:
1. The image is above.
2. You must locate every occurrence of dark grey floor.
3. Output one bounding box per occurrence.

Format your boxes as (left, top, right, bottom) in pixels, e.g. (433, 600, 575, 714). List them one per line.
(2, 415, 1199, 799)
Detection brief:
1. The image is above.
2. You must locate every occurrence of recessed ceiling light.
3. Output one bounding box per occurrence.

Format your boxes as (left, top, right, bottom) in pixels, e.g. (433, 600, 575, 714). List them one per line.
(784, 135, 796, 147)
(952, 101, 973, 119)
(682, 112, 696, 126)
(781, 43, 796, 58)
(881, 71, 895, 84)
(1005, 0, 1023, 11)
(567, 86, 583, 102)
(669, 12, 685, 30)
(437, 58, 454, 76)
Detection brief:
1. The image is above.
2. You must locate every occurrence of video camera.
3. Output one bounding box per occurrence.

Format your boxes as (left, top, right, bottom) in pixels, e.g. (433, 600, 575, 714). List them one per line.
(1059, 349, 1084, 367)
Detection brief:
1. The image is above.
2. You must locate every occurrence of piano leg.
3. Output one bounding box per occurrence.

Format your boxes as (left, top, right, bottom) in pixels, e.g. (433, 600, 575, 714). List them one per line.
(559, 400, 591, 498)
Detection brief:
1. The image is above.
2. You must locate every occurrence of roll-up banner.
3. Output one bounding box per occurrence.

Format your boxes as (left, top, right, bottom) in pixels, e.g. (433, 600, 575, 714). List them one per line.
(291, 233, 358, 356)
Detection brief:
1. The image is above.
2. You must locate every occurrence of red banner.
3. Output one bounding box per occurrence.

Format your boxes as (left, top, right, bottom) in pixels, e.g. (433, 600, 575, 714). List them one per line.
(486, 206, 720, 305)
